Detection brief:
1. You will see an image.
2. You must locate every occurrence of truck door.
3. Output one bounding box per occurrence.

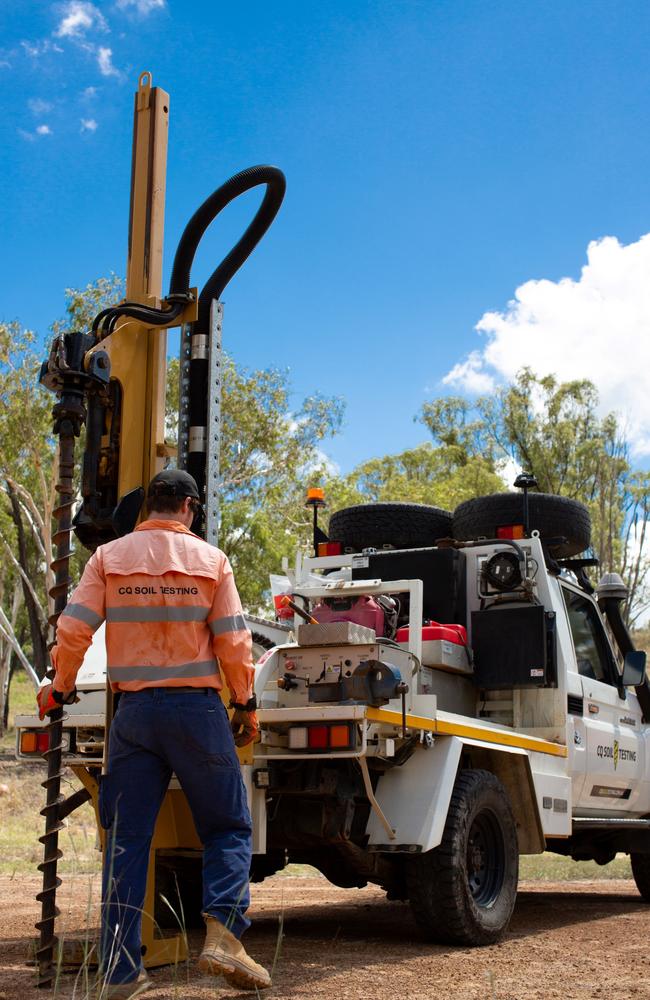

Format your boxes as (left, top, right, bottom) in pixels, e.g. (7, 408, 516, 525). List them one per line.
(562, 586, 644, 814)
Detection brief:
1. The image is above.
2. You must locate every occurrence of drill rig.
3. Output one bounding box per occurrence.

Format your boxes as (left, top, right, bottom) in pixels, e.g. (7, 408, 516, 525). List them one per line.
(36, 71, 285, 987)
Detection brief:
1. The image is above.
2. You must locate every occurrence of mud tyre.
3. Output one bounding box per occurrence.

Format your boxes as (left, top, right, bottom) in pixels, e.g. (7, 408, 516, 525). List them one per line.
(452, 492, 591, 558)
(328, 502, 453, 552)
(407, 769, 518, 946)
(631, 852, 650, 901)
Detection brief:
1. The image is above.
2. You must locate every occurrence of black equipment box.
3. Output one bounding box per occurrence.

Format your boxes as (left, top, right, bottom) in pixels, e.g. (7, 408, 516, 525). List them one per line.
(471, 605, 556, 689)
(351, 547, 466, 626)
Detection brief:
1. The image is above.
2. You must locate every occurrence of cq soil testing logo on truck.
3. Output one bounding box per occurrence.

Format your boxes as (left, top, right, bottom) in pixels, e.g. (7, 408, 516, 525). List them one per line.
(597, 740, 637, 770)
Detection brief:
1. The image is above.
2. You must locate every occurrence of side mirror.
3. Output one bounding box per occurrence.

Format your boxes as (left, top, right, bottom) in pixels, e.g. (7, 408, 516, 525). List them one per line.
(622, 650, 647, 688)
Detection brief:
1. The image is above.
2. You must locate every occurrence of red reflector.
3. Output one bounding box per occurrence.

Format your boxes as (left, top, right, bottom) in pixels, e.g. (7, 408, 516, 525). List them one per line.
(308, 725, 329, 749)
(37, 732, 50, 753)
(496, 524, 525, 540)
(318, 542, 343, 556)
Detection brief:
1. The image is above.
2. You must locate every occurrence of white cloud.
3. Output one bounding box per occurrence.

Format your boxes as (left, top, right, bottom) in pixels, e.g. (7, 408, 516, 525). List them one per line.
(443, 350, 495, 394)
(21, 39, 63, 57)
(444, 233, 650, 456)
(82, 85, 97, 99)
(80, 117, 98, 132)
(28, 98, 54, 114)
(18, 124, 52, 140)
(116, 0, 165, 13)
(54, 1, 108, 38)
(97, 45, 120, 77)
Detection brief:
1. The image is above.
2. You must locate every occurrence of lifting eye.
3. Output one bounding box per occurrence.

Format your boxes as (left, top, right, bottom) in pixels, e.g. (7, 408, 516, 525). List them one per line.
(483, 551, 522, 592)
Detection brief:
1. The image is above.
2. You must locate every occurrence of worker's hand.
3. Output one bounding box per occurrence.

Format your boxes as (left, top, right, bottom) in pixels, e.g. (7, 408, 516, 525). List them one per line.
(36, 684, 79, 721)
(230, 708, 259, 748)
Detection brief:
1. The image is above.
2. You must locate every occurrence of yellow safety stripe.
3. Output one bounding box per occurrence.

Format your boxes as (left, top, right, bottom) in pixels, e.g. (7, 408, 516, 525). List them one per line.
(366, 707, 568, 758)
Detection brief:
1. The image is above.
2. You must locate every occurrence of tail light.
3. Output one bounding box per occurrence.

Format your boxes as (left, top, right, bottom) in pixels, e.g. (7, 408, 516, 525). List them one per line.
(288, 723, 355, 751)
(317, 542, 342, 556)
(19, 729, 71, 756)
(496, 525, 525, 540)
(20, 732, 38, 753)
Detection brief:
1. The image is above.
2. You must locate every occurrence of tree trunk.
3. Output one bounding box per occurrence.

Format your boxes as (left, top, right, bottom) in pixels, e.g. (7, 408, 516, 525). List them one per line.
(0, 586, 23, 734)
(6, 480, 48, 679)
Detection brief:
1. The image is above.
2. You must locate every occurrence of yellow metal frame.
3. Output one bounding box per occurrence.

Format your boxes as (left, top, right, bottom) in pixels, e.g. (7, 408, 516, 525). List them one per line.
(86, 72, 196, 497)
(366, 706, 569, 758)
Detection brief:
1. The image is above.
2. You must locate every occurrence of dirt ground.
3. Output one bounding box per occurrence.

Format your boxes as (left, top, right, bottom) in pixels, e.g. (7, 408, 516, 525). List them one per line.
(2, 874, 650, 1000)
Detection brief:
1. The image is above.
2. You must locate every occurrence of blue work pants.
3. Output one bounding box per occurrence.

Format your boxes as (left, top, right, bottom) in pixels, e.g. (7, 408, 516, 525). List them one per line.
(98, 687, 252, 986)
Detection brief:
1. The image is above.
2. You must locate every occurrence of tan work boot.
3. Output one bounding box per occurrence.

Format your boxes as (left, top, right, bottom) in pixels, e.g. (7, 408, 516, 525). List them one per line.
(199, 915, 271, 991)
(103, 969, 151, 999)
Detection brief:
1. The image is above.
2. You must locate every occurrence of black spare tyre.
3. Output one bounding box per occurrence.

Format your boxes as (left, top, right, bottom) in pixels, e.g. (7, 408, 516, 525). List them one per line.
(453, 492, 591, 558)
(328, 502, 453, 552)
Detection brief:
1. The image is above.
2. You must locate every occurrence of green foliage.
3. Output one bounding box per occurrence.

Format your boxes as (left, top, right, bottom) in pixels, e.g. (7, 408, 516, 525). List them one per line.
(421, 368, 650, 622)
(325, 442, 503, 517)
(52, 274, 124, 335)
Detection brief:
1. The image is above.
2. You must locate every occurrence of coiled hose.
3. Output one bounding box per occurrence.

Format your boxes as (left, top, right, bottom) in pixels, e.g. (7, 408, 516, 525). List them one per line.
(93, 165, 286, 339)
(169, 164, 286, 330)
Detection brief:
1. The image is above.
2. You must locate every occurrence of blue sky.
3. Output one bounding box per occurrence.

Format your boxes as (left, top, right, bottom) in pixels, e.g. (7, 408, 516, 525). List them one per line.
(2, 1, 650, 471)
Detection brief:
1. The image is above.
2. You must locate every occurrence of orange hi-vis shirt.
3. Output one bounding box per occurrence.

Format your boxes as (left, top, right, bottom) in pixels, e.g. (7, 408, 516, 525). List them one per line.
(51, 520, 254, 702)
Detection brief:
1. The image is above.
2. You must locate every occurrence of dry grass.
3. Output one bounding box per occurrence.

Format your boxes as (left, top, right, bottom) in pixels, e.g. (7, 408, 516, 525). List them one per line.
(0, 760, 101, 875)
(1, 668, 36, 752)
(520, 852, 631, 880)
(1, 671, 100, 876)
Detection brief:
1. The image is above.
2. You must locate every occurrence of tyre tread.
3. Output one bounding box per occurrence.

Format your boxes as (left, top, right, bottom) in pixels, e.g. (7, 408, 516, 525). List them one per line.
(407, 769, 518, 946)
(453, 492, 591, 558)
(328, 502, 452, 552)
(631, 852, 650, 902)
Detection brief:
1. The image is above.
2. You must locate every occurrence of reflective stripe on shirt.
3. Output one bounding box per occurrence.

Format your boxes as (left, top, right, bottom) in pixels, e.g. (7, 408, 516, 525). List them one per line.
(209, 613, 249, 635)
(106, 605, 210, 623)
(61, 603, 104, 629)
(107, 659, 218, 682)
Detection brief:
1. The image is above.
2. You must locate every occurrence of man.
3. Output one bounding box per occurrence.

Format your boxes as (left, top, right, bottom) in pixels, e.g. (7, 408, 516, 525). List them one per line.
(37, 469, 271, 998)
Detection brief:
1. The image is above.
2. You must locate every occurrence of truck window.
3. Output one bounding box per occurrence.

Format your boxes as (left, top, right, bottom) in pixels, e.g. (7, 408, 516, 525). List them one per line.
(562, 588, 617, 685)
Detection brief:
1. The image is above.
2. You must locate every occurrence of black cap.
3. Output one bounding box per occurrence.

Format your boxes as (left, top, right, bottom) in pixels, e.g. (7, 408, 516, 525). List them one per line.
(147, 469, 200, 500)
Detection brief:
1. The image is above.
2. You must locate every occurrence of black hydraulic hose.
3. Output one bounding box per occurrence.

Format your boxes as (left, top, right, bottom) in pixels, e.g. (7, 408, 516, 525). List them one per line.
(171, 165, 286, 511)
(91, 165, 285, 341)
(169, 164, 286, 331)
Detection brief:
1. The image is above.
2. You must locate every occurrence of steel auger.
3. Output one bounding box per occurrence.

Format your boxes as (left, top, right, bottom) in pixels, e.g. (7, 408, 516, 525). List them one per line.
(35, 332, 110, 987)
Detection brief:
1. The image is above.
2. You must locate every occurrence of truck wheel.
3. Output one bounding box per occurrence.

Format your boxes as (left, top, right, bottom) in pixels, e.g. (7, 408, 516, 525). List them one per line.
(452, 492, 591, 558)
(631, 853, 650, 901)
(407, 769, 518, 946)
(328, 502, 453, 552)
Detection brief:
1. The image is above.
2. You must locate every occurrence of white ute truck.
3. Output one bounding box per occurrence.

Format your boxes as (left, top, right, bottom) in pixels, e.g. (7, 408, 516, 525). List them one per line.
(16, 485, 650, 945)
(251, 485, 650, 945)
